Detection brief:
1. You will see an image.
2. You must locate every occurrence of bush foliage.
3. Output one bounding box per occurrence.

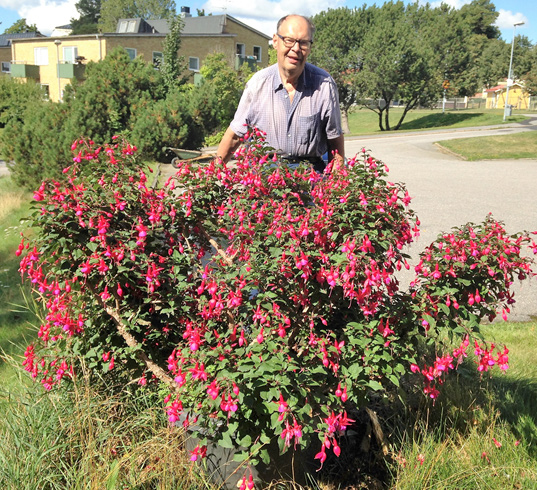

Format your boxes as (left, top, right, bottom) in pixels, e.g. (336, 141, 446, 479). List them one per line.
(16, 132, 537, 485)
(1, 48, 249, 188)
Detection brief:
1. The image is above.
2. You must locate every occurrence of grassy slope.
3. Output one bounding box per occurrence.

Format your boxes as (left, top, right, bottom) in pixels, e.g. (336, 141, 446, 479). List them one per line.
(392, 322, 537, 489)
(0, 176, 36, 384)
(437, 131, 537, 160)
(346, 107, 529, 136)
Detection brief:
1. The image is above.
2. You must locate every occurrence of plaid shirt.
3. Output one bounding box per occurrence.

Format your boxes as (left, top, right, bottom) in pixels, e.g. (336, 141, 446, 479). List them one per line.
(229, 63, 342, 158)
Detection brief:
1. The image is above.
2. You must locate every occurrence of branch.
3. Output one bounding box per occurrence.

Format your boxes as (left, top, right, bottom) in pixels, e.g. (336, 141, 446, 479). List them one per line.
(199, 228, 236, 266)
(103, 299, 180, 394)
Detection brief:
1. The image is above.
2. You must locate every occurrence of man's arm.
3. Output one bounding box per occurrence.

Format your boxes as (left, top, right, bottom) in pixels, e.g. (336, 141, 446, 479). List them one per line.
(327, 134, 345, 164)
(216, 127, 242, 162)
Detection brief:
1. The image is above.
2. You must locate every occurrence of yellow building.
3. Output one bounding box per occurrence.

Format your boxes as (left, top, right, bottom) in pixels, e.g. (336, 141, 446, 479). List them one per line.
(485, 81, 530, 110)
(0, 32, 45, 77)
(9, 14, 270, 102)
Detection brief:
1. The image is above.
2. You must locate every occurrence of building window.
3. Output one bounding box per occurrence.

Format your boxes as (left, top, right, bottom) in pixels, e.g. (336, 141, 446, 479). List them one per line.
(253, 46, 261, 62)
(125, 48, 137, 60)
(1, 61, 10, 73)
(62, 46, 78, 63)
(119, 20, 137, 33)
(189, 57, 200, 71)
(153, 51, 163, 69)
(236, 43, 245, 57)
(34, 47, 49, 66)
(41, 84, 50, 99)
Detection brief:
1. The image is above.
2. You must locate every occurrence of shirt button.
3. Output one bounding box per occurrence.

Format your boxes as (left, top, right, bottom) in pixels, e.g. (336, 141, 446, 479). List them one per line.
(287, 134, 291, 138)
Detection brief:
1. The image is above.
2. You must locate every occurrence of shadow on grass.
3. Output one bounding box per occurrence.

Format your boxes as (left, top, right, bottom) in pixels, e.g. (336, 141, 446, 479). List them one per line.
(399, 112, 482, 130)
(489, 375, 537, 458)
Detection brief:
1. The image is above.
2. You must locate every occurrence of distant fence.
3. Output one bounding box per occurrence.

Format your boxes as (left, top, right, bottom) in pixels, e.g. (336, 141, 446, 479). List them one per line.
(359, 96, 534, 111)
(433, 97, 485, 110)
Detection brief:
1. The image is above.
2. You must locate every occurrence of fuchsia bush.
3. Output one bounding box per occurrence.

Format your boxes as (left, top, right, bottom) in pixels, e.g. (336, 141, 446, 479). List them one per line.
(17, 132, 537, 482)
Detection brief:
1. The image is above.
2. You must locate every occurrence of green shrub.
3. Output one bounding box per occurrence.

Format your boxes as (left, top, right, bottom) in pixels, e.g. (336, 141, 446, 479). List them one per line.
(2, 101, 74, 189)
(130, 86, 207, 161)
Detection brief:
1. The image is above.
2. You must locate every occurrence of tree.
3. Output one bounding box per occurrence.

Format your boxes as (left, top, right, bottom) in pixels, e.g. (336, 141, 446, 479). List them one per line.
(458, 0, 500, 40)
(522, 44, 537, 95)
(198, 52, 252, 130)
(71, 0, 102, 35)
(355, 2, 441, 131)
(0, 78, 46, 128)
(64, 48, 166, 143)
(98, 0, 176, 32)
(310, 8, 367, 133)
(450, 0, 502, 94)
(3, 19, 39, 34)
(160, 14, 187, 92)
(2, 100, 74, 189)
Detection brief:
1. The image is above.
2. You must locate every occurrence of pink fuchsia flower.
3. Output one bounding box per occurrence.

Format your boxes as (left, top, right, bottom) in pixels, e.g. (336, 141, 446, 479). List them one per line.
(189, 445, 207, 461)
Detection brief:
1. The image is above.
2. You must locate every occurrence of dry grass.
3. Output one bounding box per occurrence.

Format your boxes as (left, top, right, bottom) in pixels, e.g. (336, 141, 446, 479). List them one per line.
(0, 190, 25, 221)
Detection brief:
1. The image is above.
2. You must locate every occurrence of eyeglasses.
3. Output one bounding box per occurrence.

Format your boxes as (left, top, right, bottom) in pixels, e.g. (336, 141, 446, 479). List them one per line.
(276, 33, 312, 50)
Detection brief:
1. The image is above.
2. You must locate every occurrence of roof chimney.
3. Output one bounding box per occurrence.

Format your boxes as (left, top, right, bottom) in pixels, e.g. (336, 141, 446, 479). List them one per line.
(180, 6, 191, 18)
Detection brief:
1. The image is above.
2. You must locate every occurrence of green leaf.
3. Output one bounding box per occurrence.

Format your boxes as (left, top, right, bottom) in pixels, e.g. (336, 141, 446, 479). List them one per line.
(368, 380, 383, 391)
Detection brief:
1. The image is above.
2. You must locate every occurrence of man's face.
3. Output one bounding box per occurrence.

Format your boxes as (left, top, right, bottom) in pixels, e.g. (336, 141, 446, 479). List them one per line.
(273, 16, 312, 77)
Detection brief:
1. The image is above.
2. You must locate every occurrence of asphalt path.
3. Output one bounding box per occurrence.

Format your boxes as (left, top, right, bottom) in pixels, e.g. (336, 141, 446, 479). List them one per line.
(344, 117, 537, 321)
(3, 117, 536, 320)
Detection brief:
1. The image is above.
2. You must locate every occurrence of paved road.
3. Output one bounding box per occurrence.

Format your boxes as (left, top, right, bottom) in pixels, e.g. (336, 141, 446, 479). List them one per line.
(343, 117, 537, 321)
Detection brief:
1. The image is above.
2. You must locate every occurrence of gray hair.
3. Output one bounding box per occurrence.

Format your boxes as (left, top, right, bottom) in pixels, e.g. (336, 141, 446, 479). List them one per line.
(276, 15, 315, 41)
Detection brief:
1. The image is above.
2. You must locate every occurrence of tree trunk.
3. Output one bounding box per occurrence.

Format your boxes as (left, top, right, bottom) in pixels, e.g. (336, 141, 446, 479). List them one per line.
(384, 105, 391, 131)
(341, 108, 350, 134)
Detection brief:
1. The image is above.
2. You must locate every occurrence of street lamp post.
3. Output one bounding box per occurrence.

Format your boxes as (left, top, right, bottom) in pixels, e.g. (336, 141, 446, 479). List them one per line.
(503, 21, 525, 121)
(54, 39, 62, 102)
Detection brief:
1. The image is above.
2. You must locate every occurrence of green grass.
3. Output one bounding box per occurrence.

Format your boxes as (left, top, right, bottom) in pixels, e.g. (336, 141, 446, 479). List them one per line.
(436, 132, 537, 161)
(0, 372, 208, 489)
(391, 322, 537, 489)
(0, 175, 36, 385)
(346, 107, 529, 136)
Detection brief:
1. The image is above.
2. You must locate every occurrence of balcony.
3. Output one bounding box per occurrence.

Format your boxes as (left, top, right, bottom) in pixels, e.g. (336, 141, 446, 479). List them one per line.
(58, 62, 86, 80)
(234, 55, 258, 71)
(10, 62, 40, 79)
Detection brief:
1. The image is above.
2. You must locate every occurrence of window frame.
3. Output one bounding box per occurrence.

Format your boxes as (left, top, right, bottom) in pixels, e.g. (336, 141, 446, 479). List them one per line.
(119, 20, 137, 33)
(152, 51, 163, 69)
(40, 84, 50, 99)
(236, 43, 245, 57)
(253, 45, 262, 63)
(1, 61, 10, 73)
(188, 56, 200, 72)
(125, 48, 137, 60)
(34, 47, 49, 66)
(62, 46, 78, 64)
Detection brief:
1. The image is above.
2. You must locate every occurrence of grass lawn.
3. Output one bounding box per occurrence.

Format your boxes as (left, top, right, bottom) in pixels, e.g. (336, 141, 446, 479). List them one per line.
(0, 176, 36, 385)
(436, 131, 537, 160)
(346, 107, 530, 136)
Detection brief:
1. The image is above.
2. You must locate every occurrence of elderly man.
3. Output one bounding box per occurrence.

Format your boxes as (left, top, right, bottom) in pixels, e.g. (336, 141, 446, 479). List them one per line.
(216, 14, 344, 172)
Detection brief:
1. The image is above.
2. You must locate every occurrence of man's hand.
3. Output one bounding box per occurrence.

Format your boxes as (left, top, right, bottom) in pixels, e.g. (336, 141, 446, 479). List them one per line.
(216, 127, 242, 163)
(328, 135, 345, 164)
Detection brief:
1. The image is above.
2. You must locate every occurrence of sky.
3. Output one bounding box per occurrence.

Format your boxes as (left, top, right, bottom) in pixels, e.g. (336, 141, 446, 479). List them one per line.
(0, 0, 533, 44)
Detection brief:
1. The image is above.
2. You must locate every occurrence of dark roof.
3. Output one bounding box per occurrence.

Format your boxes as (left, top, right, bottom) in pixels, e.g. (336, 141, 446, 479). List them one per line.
(54, 24, 73, 30)
(0, 32, 45, 47)
(116, 14, 270, 39)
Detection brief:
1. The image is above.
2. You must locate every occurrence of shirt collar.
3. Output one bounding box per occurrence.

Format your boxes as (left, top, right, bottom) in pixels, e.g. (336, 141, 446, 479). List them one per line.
(273, 63, 310, 92)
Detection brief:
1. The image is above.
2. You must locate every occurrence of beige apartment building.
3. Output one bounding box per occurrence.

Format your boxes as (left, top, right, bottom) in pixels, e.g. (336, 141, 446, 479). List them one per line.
(7, 13, 271, 102)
